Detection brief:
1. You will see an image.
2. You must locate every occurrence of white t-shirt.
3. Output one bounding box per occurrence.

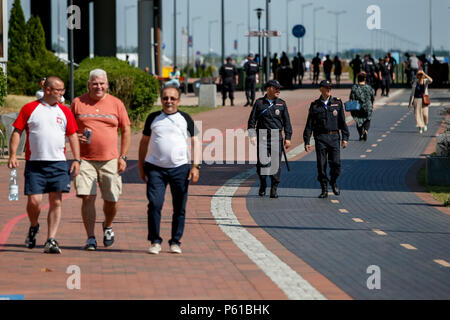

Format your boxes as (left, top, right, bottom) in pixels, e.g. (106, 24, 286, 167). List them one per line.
(143, 110, 197, 168)
(13, 100, 78, 161)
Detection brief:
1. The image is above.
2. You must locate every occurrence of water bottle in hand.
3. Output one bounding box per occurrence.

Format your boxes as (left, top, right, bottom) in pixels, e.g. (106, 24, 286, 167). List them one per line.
(9, 168, 19, 201)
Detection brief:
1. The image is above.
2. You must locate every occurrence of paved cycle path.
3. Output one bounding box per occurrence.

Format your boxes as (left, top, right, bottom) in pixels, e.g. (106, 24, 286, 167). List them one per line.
(246, 89, 450, 299)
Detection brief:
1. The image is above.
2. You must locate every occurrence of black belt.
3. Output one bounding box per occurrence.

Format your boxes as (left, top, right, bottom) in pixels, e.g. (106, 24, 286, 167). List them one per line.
(317, 130, 339, 135)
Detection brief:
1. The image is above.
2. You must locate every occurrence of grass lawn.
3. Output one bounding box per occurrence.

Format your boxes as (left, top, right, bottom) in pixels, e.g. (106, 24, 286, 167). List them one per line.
(0, 95, 36, 115)
(418, 166, 450, 207)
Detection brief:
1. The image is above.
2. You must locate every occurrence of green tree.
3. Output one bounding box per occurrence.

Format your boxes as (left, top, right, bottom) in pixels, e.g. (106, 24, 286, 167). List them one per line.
(24, 15, 69, 96)
(7, 0, 32, 94)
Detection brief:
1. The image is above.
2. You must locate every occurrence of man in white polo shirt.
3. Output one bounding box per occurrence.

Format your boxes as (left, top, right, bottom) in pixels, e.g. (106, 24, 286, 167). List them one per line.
(8, 76, 81, 254)
(138, 85, 201, 254)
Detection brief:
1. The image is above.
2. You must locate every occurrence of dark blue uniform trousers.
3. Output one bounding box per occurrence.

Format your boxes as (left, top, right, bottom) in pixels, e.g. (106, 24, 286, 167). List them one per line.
(315, 133, 341, 184)
(144, 163, 190, 246)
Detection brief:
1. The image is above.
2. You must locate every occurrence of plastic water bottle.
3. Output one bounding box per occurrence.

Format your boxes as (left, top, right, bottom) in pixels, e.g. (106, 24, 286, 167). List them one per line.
(9, 168, 19, 201)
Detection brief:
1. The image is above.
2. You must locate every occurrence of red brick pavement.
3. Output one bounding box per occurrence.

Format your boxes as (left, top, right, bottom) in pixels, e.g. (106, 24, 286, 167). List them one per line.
(0, 88, 360, 299)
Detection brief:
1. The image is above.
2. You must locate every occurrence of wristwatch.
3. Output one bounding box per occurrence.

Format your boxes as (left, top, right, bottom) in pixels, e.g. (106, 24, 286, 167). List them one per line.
(120, 156, 128, 162)
(193, 164, 201, 170)
(75, 159, 82, 164)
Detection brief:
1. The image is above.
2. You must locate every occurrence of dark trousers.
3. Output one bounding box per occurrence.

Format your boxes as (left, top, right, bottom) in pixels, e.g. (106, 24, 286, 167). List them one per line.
(144, 162, 190, 245)
(381, 78, 390, 95)
(313, 69, 320, 83)
(314, 134, 341, 184)
(245, 76, 256, 104)
(357, 120, 371, 137)
(222, 79, 235, 101)
(256, 135, 283, 186)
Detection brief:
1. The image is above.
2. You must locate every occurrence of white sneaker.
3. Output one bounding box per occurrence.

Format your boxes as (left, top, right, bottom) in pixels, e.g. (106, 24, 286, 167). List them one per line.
(170, 244, 182, 254)
(148, 243, 161, 254)
(419, 127, 424, 134)
(424, 125, 428, 132)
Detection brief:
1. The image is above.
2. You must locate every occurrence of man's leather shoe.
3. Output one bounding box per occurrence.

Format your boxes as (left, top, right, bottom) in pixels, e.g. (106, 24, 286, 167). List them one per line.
(331, 182, 340, 195)
(258, 187, 266, 197)
(318, 183, 328, 198)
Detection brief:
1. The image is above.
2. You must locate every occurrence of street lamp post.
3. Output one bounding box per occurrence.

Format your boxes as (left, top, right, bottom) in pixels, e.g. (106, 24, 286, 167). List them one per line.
(208, 20, 219, 57)
(173, 0, 177, 67)
(301, 3, 313, 54)
(313, 6, 324, 55)
(221, 0, 225, 64)
(265, 0, 271, 82)
(236, 23, 244, 54)
(192, 16, 201, 65)
(255, 8, 264, 66)
(286, 0, 295, 53)
(327, 10, 346, 55)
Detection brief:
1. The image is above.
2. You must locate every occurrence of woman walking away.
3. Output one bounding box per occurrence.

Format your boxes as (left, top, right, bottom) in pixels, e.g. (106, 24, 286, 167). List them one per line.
(349, 72, 375, 141)
(408, 70, 433, 134)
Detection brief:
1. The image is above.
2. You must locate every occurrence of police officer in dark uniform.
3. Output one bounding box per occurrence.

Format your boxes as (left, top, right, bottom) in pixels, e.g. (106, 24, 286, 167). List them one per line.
(219, 57, 238, 106)
(248, 80, 292, 198)
(303, 80, 349, 198)
(244, 53, 259, 107)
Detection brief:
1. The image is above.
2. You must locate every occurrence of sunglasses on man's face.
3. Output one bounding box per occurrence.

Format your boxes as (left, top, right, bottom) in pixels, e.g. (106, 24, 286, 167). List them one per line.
(162, 96, 179, 102)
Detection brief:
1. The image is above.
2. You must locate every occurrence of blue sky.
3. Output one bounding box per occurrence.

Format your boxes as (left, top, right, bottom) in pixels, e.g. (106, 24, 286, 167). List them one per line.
(9, 0, 450, 57)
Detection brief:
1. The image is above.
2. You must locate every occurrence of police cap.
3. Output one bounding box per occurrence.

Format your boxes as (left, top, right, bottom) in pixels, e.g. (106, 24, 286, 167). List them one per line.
(319, 80, 332, 88)
(265, 80, 281, 90)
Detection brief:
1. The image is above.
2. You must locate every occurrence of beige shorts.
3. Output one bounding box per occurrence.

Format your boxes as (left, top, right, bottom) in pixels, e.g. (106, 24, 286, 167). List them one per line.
(74, 159, 122, 202)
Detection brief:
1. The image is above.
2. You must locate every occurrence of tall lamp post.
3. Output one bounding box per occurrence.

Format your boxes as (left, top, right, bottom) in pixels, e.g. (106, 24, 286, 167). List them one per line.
(327, 10, 346, 55)
(221, 0, 225, 64)
(286, 0, 295, 53)
(301, 2, 313, 54)
(192, 16, 201, 66)
(265, 0, 271, 82)
(255, 8, 264, 66)
(208, 19, 219, 57)
(173, 0, 177, 67)
(313, 6, 324, 55)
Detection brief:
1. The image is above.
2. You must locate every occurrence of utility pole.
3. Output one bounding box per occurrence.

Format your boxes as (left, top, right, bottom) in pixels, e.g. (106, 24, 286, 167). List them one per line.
(313, 6, 324, 55)
(173, 0, 177, 66)
(301, 3, 313, 54)
(266, 0, 271, 82)
(221, 0, 225, 64)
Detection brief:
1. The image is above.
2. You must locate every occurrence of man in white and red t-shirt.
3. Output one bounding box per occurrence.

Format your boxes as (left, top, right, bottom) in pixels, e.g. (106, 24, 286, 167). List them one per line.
(71, 69, 131, 251)
(8, 76, 81, 254)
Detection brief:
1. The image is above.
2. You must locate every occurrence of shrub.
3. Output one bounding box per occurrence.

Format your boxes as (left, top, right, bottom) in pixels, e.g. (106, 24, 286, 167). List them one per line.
(74, 57, 159, 122)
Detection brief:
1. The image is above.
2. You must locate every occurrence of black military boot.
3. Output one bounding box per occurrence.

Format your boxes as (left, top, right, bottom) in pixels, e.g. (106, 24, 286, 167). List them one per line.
(270, 183, 279, 199)
(318, 182, 328, 199)
(222, 99, 226, 106)
(330, 181, 340, 196)
(231, 99, 235, 106)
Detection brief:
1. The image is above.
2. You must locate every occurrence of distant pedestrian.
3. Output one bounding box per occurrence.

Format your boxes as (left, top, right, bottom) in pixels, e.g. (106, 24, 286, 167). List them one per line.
(333, 56, 342, 87)
(349, 72, 375, 141)
(297, 52, 306, 85)
(271, 53, 280, 80)
(138, 85, 201, 255)
(362, 54, 377, 90)
(292, 55, 299, 84)
(8, 76, 81, 254)
(409, 53, 420, 80)
(323, 55, 333, 82)
(166, 66, 181, 87)
(303, 80, 349, 198)
(244, 53, 259, 107)
(218, 57, 238, 106)
(248, 80, 292, 199)
(349, 55, 362, 84)
(379, 56, 394, 97)
(408, 70, 433, 134)
(312, 53, 321, 85)
(71, 69, 131, 251)
(280, 51, 290, 67)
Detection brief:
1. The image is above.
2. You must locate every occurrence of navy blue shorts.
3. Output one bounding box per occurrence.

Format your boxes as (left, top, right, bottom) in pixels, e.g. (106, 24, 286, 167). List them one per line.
(24, 161, 71, 195)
